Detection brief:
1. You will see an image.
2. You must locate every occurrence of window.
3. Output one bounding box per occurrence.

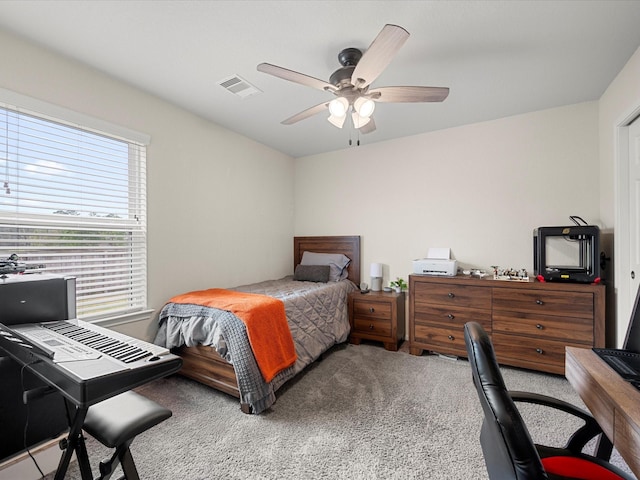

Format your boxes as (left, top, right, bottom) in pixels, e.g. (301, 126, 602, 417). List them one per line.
(0, 101, 147, 321)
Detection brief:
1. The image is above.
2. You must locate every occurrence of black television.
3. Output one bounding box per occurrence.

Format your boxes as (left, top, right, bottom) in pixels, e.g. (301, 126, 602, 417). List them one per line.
(533, 225, 600, 283)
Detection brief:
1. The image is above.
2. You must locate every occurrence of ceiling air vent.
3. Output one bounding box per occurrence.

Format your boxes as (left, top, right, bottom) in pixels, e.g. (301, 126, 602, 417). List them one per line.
(217, 75, 262, 99)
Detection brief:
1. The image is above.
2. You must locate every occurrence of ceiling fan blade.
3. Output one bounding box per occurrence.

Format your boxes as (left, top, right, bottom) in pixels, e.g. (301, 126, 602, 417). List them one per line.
(281, 101, 329, 125)
(358, 116, 376, 134)
(351, 24, 409, 89)
(368, 86, 450, 103)
(257, 63, 336, 92)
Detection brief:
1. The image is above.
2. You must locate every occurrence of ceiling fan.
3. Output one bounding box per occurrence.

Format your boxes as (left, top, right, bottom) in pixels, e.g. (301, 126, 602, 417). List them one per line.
(257, 24, 449, 134)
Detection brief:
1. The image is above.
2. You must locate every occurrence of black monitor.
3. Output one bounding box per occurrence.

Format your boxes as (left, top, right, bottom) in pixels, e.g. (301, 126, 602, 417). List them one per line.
(624, 285, 640, 353)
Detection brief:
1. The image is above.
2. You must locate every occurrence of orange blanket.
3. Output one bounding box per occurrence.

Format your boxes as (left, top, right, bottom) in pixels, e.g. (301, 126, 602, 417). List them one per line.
(169, 288, 296, 383)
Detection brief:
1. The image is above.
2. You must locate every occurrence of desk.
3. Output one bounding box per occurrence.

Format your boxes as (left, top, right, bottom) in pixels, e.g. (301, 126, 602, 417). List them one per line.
(565, 347, 640, 477)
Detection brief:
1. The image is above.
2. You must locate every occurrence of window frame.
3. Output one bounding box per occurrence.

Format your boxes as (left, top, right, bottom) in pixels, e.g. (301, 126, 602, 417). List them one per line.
(0, 88, 150, 322)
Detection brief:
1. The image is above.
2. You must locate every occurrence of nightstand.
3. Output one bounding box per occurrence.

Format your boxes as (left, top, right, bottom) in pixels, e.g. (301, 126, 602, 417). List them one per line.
(348, 290, 406, 351)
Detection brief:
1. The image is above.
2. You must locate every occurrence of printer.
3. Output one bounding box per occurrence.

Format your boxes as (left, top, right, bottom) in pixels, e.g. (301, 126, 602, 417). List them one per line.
(412, 248, 457, 277)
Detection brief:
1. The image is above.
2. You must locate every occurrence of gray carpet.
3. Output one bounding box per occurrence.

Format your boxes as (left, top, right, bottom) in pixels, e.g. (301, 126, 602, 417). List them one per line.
(44, 343, 632, 479)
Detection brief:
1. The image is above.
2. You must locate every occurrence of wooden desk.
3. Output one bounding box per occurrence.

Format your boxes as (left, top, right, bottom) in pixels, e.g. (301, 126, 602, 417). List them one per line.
(565, 347, 640, 477)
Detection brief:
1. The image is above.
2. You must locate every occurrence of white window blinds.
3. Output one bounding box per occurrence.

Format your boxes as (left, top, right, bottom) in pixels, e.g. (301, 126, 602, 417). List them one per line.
(0, 104, 147, 321)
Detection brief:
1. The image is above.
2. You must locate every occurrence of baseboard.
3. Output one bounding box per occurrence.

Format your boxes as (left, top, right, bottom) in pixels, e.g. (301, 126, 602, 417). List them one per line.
(0, 435, 69, 480)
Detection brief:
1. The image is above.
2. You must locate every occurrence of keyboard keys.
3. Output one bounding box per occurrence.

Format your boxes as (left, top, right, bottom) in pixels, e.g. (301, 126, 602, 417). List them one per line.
(44, 322, 153, 364)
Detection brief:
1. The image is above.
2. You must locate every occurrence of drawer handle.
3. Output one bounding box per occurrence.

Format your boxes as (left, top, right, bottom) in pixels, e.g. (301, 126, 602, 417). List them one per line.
(535, 299, 544, 305)
(448, 335, 455, 341)
(535, 324, 543, 330)
(369, 324, 374, 330)
(447, 314, 455, 320)
(369, 307, 375, 313)
(536, 348, 544, 355)
(448, 292, 455, 298)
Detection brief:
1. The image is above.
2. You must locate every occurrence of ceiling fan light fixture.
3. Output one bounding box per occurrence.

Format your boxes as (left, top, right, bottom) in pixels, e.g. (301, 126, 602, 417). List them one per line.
(328, 113, 346, 128)
(354, 96, 375, 118)
(351, 111, 371, 129)
(328, 97, 348, 117)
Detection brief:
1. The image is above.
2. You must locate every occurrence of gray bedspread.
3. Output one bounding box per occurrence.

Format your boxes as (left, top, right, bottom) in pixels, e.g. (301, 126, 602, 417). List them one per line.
(154, 276, 357, 413)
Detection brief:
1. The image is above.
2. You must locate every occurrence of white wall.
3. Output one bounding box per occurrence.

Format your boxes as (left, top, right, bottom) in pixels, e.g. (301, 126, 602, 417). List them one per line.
(295, 102, 600, 289)
(0, 29, 295, 340)
(599, 45, 640, 346)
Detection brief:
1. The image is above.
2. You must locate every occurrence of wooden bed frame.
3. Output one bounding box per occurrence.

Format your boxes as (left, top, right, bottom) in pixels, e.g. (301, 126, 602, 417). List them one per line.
(173, 235, 361, 412)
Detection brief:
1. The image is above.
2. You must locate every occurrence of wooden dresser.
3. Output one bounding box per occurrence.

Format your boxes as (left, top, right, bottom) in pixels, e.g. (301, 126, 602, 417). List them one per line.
(409, 274, 605, 374)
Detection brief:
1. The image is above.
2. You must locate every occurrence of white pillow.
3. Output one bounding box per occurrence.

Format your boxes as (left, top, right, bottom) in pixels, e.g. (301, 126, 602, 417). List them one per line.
(300, 251, 351, 282)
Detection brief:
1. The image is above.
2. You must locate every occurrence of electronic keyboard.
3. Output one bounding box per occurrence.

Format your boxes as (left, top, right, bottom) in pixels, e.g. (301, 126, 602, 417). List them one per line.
(0, 319, 182, 408)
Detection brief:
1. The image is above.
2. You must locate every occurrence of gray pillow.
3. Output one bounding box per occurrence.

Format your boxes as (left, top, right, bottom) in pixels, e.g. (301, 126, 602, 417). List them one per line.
(300, 251, 351, 282)
(293, 264, 330, 283)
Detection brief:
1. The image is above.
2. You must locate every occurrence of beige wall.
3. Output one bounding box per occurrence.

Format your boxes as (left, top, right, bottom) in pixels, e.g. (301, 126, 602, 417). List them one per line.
(295, 102, 600, 290)
(3, 25, 640, 346)
(599, 45, 640, 346)
(0, 29, 295, 339)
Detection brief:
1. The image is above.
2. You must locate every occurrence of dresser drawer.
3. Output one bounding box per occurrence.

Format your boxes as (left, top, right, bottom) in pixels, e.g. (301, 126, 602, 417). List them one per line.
(492, 332, 570, 373)
(414, 324, 467, 356)
(492, 313, 593, 344)
(353, 318, 392, 337)
(413, 283, 491, 309)
(413, 304, 491, 327)
(352, 299, 392, 320)
(414, 319, 492, 356)
(493, 288, 593, 318)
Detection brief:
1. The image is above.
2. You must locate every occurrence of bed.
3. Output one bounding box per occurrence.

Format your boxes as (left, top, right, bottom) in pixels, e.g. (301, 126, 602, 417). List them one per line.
(154, 235, 360, 413)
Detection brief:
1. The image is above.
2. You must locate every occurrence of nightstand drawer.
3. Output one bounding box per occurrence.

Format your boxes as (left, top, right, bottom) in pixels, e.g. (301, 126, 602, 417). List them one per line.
(414, 283, 491, 309)
(352, 300, 392, 320)
(353, 318, 392, 337)
(493, 288, 593, 318)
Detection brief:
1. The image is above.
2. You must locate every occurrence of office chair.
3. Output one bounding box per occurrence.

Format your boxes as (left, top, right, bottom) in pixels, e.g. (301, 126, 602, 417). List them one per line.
(463, 321, 633, 480)
(83, 391, 172, 480)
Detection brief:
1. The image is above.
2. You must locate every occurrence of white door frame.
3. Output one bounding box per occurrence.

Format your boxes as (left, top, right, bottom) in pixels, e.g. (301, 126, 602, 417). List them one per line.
(615, 105, 640, 347)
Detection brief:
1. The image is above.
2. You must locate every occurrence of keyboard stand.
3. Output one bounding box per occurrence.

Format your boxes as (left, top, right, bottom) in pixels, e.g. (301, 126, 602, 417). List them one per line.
(55, 401, 93, 480)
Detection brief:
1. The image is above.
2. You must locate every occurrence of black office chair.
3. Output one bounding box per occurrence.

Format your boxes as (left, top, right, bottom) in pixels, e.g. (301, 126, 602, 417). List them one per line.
(463, 321, 633, 480)
(83, 391, 172, 480)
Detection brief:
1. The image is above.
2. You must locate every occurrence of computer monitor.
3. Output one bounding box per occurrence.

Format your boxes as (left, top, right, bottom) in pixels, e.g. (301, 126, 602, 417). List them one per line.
(624, 285, 640, 353)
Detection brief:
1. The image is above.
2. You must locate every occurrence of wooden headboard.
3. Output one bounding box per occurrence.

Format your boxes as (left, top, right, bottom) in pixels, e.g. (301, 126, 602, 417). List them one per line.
(293, 236, 361, 287)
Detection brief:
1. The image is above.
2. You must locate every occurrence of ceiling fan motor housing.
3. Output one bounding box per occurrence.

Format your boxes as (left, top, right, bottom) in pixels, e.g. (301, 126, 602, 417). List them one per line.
(329, 48, 363, 88)
(337, 48, 362, 66)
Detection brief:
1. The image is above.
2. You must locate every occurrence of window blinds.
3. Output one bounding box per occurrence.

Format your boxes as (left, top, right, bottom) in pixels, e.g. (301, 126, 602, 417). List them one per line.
(0, 105, 147, 321)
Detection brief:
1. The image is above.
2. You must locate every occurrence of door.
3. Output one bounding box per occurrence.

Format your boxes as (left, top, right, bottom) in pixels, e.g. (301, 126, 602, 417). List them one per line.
(630, 118, 640, 312)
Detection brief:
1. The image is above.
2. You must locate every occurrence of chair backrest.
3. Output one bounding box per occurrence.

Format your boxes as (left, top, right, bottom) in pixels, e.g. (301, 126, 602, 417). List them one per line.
(463, 322, 549, 480)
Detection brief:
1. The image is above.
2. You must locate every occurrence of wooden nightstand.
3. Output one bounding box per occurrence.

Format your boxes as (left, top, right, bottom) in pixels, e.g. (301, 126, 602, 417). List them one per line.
(348, 290, 406, 351)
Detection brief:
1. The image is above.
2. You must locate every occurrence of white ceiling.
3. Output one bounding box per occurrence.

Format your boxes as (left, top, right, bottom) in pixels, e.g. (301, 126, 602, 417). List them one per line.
(1, 1, 640, 158)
